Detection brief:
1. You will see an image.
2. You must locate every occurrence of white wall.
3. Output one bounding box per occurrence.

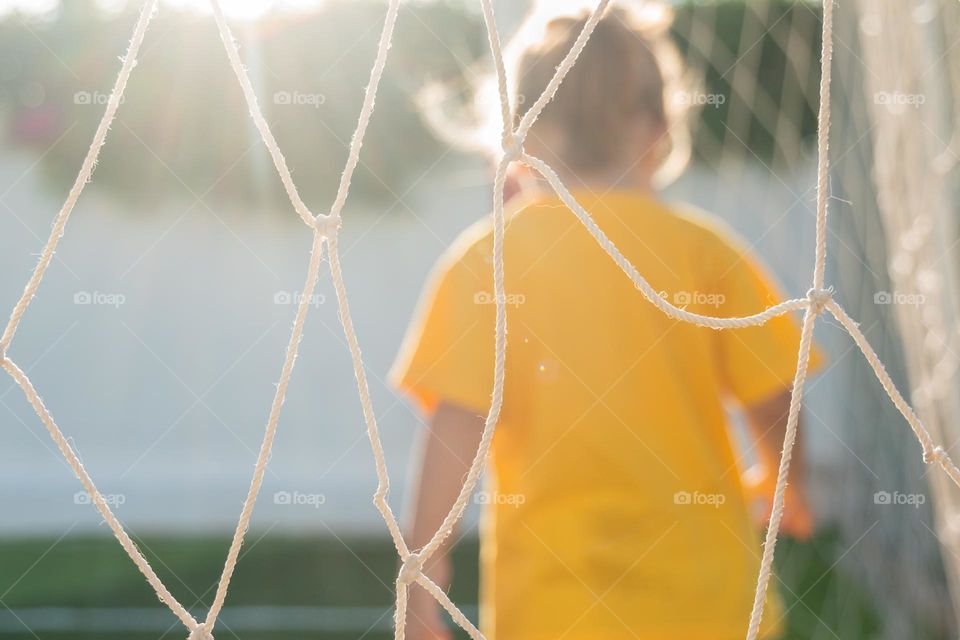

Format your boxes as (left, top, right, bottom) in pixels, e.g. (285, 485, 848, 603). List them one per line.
(0, 150, 838, 534)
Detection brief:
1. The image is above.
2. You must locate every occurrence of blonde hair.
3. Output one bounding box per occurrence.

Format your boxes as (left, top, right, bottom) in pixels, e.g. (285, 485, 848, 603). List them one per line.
(420, 1, 691, 186)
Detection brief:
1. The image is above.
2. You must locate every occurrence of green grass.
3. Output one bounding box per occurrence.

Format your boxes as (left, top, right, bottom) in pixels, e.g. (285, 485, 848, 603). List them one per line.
(0, 529, 887, 639)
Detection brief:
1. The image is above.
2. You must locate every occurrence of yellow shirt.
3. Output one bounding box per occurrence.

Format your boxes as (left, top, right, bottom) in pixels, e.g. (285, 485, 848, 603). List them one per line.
(391, 190, 820, 640)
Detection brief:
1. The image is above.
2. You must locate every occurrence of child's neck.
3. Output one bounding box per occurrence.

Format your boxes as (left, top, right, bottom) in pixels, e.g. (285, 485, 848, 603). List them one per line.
(527, 167, 655, 197)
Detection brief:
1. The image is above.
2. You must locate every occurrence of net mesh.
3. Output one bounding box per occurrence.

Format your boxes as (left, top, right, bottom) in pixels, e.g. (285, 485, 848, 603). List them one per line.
(2, 1, 958, 639)
(849, 0, 960, 633)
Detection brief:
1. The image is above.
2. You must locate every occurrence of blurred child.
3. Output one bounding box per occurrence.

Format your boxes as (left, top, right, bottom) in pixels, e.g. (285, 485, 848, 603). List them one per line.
(391, 3, 820, 639)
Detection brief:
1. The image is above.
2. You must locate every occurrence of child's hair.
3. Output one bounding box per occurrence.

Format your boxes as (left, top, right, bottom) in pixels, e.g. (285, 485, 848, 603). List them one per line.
(513, 3, 690, 180)
(420, 1, 692, 185)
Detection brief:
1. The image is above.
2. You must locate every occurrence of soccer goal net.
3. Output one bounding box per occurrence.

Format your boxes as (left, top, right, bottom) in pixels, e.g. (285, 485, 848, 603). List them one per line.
(4, 1, 960, 639)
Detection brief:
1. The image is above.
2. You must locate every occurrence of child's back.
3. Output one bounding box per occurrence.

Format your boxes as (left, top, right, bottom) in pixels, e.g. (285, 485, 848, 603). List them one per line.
(392, 189, 808, 639)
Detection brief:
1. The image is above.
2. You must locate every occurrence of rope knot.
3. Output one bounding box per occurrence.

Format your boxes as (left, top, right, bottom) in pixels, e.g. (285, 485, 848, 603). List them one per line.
(397, 551, 425, 585)
(502, 132, 523, 162)
(806, 287, 834, 314)
(924, 446, 948, 465)
(312, 214, 341, 237)
(187, 623, 213, 640)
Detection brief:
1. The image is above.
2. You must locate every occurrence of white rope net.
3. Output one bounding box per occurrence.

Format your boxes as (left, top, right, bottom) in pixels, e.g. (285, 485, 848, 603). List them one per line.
(1, 1, 958, 639)
(853, 0, 960, 629)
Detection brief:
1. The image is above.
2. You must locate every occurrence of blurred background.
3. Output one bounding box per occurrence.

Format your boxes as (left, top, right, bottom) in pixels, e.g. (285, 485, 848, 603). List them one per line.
(1, 0, 960, 638)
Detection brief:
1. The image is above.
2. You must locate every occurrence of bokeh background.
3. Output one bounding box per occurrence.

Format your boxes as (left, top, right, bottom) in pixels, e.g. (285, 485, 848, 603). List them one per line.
(1, 0, 959, 638)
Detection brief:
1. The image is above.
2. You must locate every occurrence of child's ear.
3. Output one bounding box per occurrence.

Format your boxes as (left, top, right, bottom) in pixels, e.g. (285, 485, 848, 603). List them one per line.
(637, 119, 671, 168)
(648, 121, 673, 160)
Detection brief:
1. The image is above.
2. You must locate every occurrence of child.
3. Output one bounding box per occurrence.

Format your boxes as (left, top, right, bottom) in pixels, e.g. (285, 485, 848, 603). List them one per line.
(391, 4, 820, 639)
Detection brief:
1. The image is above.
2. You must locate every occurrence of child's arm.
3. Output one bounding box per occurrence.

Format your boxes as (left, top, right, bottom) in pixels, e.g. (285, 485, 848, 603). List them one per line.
(743, 389, 814, 539)
(404, 402, 486, 640)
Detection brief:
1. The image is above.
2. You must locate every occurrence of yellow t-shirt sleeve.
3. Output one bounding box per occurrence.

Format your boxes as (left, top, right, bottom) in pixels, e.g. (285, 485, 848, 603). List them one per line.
(389, 247, 495, 416)
(709, 230, 826, 407)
